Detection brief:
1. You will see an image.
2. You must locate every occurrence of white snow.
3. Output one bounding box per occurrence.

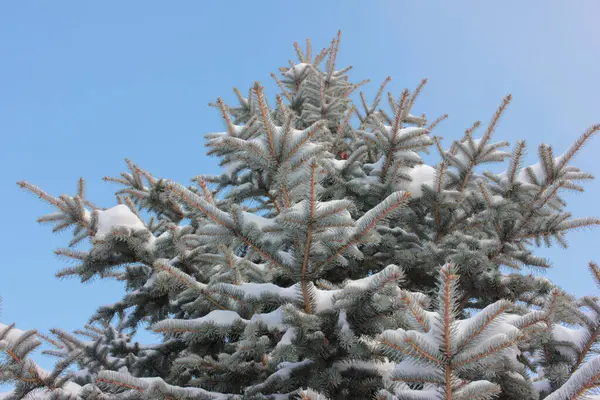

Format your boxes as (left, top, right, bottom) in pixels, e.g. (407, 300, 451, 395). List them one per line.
(94, 204, 147, 239)
(338, 310, 351, 333)
(242, 211, 275, 230)
(0, 322, 28, 343)
(313, 288, 341, 312)
(234, 281, 341, 313)
(387, 126, 426, 141)
(253, 263, 269, 272)
(296, 388, 329, 400)
(285, 63, 310, 78)
(245, 360, 314, 395)
(83, 209, 92, 224)
(506, 371, 525, 381)
(61, 381, 83, 395)
(345, 275, 376, 290)
(389, 359, 440, 386)
(193, 308, 286, 329)
(272, 360, 313, 379)
(454, 312, 522, 364)
(276, 327, 297, 347)
(532, 379, 552, 395)
(517, 155, 565, 184)
(193, 310, 246, 326)
(490, 195, 504, 205)
(234, 282, 341, 313)
(0, 382, 83, 399)
(498, 153, 565, 185)
(394, 150, 422, 164)
(397, 164, 436, 198)
(327, 159, 348, 171)
(155, 306, 288, 334)
(236, 282, 299, 300)
(553, 325, 587, 349)
(250, 307, 286, 330)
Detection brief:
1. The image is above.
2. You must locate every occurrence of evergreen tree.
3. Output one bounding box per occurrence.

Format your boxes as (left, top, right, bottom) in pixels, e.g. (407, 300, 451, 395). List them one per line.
(2, 32, 600, 399)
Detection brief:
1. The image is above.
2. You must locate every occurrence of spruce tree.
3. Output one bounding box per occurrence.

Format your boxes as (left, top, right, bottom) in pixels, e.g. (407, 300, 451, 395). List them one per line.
(2, 32, 600, 399)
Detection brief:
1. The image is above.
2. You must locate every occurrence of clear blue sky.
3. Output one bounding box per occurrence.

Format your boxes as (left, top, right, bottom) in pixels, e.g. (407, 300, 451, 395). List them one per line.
(1, 1, 599, 372)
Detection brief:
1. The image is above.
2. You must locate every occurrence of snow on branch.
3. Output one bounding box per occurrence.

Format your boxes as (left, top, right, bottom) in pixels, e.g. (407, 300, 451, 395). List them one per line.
(93, 204, 147, 239)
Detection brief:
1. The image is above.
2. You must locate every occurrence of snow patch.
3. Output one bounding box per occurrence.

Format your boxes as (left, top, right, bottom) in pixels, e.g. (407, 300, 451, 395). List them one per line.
(328, 159, 348, 171)
(236, 282, 299, 300)
(193, 310, 245, 326)
(338, 310, 351, 333)
(553, 324, 587, 349)
(0, 323, 29, 344)
(276, 327, 297, 347)
(251, 307, 286, 330)
(532, 379, 551, 395)
(398, 164, 436, 198)
(314, 288, 341, 312)
(285, 63, 310, 78)
(94, 204, 146, 239)
(242, 211, 275, 230)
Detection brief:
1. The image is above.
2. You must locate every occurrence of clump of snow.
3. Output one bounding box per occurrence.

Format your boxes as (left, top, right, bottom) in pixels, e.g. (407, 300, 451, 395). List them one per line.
(244, 360, 313, 395)
(394, 150, 422, 164)
(314, 288, 341, 313)
(94, 204, 147, 239)
(61, 382, 83, 396)
(398, 164, 436, 198)
(276, 327, 297, 347)
(272, 360, 313, 379)
(296, 388, 329, 400)
(490, 195, 504, 205)
(219, 281, 343, 314)
(553, 325, 587, 349)
(497, 153, 565, 185)
(338, 310, 351, 334)
(385, 126, 426, 140)
(230, 282, 341, 314)
(0, 322, 28, 344)
(242, 211, 275, 230)
(285, 63, 310, 78)
(517, 155, 565, 184)
(236, 282, 299, 299)
(251, 307, 286, 330)
(532, 379, 552, 395)
(83, 209, 92, 224)
(156, 307, 288, 333)
(345, 275, 375, 290)
(194, 310, 245, 326)
(327, 159, 348, 171)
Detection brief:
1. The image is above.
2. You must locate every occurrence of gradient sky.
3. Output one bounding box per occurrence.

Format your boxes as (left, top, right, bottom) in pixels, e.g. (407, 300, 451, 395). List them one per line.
(1, 1, 599, 374)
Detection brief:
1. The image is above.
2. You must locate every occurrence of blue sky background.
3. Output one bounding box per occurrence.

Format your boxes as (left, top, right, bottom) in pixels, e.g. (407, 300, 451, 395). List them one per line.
(1, 1, 599, 374)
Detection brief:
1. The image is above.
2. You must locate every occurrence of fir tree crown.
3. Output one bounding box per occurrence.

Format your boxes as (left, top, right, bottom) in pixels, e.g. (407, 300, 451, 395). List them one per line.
(3, 32, 600, 400)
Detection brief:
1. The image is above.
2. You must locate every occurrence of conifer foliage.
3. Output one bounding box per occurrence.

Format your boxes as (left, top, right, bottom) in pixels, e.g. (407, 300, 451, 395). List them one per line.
(3, 32, 600, 399)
